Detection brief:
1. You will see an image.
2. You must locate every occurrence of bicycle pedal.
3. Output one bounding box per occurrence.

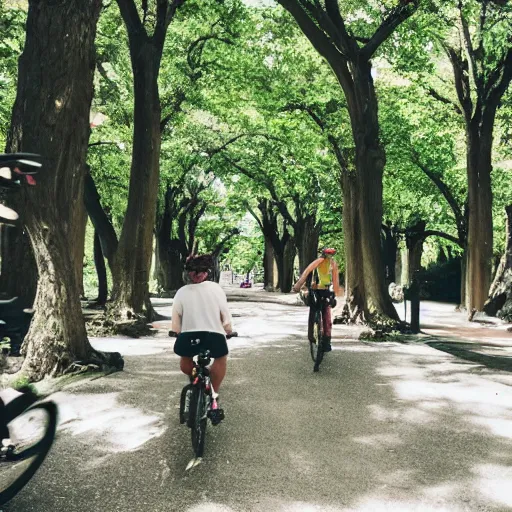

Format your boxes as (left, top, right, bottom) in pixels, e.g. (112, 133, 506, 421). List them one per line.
(208, 408, 225, 426)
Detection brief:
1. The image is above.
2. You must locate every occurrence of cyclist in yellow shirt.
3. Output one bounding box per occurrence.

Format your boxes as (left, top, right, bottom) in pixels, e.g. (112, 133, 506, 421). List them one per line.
(293, 248, 341, 352)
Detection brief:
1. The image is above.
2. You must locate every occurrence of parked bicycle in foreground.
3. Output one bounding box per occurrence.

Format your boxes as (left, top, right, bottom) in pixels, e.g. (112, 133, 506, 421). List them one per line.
(0, 153, 58, 506)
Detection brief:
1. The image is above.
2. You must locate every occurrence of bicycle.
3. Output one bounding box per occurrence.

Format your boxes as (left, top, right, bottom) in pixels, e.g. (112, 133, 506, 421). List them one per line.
(305, 284, 336, 373)
(0, 390, 58, 505)
(172, 331, 237, 459)
(0, 152, 58, 506)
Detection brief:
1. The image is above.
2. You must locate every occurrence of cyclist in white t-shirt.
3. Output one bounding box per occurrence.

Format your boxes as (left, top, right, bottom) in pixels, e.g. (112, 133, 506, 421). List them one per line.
(172, 254, 233, 395)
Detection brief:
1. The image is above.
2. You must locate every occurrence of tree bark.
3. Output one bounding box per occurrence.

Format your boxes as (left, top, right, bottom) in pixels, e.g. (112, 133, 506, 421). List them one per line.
(349, 60, 398, 321)
(406, 221, 425, 284)
(295, 214, 320, 273)
(460, 250, 467, 310)
(278, 238, 296, 293)
(382, 223, 398, 285)
(6, 0, 122, 380)
(341, 170, 365, 321)
(74, 194, 88, 299)
(263, 237, 275, 291)
(84, 169, 118, 270)
(110, 38, 163, 321)
(465, 121, 494, 313)
(94, 230, 108, 305)
(0, 227, 37, 309)
(484, 205, 512, 319)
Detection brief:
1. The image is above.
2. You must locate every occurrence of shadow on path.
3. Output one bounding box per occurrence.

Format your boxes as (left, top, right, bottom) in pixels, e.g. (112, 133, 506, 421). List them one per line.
(427, 341, 512, 372)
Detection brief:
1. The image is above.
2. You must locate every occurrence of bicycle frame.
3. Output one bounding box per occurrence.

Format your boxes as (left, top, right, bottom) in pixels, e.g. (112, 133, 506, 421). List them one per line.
(191, 352, 216, 404)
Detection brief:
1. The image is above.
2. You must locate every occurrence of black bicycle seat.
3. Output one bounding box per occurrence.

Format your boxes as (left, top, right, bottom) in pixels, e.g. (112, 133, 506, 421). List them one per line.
(0, 153, 42, 174)
(0, 297, 18, 307)
(0, 204, 18, 224)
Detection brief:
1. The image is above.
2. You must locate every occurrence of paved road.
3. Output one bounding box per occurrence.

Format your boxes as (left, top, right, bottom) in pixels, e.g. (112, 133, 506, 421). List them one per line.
(4, 301, 512, 511)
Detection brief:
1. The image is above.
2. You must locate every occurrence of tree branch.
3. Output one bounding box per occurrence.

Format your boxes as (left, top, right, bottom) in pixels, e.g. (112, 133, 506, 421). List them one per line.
(486, 47, 512, 109)
(446, 44, 473, 120)
(427, 87, 463, 116)
(277, 0, 343, 62)
(212, 228, 240, 257)
(320, 227, 343, 235)
(362, 1, 419, 60)
(423, 230, 462, 246)
(160, 89, 186, 132)
(244, 201, 264, 232)
(411, 151, 466, 242)
(115, 0, 143, 35)
(84, 169, 119, 266)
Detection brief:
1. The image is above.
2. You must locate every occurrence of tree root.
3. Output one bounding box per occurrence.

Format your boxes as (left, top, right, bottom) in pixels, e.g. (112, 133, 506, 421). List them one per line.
(62, 350, 124, 376)
(84, 306, 153, 338)
(359, 314, 412, 341)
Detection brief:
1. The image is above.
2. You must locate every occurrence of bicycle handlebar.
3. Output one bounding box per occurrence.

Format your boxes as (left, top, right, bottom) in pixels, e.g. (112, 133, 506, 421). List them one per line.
(168, 331, 239, 339)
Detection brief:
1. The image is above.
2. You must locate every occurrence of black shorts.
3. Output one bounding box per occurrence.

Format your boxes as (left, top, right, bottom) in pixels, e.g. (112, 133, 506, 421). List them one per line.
(174, 331, 228, 359)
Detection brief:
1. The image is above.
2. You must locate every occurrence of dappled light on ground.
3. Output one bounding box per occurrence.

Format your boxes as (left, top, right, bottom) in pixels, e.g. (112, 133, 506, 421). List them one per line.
(52, 391, 166, 453)
(365, 343, 512, 510)
(5, 300, 512, 512)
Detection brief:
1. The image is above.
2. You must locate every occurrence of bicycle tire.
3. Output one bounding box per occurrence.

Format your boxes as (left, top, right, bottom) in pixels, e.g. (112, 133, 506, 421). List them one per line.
(190, 388, 207, 458)
(310, 310, 324, 371)
(0, 402, 57, 506)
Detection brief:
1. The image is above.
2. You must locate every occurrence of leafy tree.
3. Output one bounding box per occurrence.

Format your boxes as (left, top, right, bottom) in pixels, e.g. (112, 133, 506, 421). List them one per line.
(273, 0, 422, 321)
(392, 0, 512, 313)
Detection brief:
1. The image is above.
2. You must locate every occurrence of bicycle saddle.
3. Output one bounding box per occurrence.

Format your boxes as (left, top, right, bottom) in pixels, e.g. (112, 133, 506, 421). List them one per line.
(0, 153, 42, 174)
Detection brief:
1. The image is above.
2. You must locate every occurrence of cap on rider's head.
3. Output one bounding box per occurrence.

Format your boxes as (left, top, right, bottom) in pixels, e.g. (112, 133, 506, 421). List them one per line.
(320, 247, 336, 258)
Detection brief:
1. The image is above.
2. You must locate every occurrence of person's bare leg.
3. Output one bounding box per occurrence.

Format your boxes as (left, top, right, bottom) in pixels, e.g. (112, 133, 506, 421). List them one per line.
(210, 356, 227, 392)
(180, 357, 194, 376)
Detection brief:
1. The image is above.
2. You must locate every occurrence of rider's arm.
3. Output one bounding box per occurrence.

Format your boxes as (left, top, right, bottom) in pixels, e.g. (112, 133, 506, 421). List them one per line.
(171, 295, 183, 335)
(292, 257, 324, 292)
(218, 287, 233, 334)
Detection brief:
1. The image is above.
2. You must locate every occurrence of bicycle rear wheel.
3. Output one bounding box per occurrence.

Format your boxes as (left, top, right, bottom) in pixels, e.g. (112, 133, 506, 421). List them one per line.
(310, 310, 324, 372)
(0, 402, 57, 506)
(190, 388, 207, 458)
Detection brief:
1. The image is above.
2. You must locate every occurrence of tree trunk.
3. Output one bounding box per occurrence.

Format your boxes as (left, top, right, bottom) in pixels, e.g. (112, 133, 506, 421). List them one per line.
(353, 96, 398, 319)
(84, 169, 118, 270)
(406, 221, 425, 284)
(341, 170, 365, 321)
(333, 59, 399, 322)
(466, 121, 494, 313)
(460, 250, 467, 310)
(94, 230, 108, 305)
(74, 197, 88, 299)
(382, 224, 398, 285)
(280, 238, 296, 293)
(484, 205, 512, 319)
(110, 40, 162, 321)
(0, 227, 37, 309)
(296, 215, 320, 273)
(156, 239, 184, 293)
(406, 221, 425, 333)
(395, 246, 402, 286)
(263, 237, 275, 291)
(400, 249, 409, 287)
(6, 0, 121, 380)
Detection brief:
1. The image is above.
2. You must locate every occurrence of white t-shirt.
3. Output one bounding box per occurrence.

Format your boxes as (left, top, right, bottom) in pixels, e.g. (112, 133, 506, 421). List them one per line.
(171, 281, 233, 335)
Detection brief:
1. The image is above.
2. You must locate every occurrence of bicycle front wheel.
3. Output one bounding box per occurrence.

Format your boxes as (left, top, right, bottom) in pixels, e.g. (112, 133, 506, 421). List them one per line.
(310, 310, 324, 371)
(190, 388, 207, 458)
(0, 402, 57, 506)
